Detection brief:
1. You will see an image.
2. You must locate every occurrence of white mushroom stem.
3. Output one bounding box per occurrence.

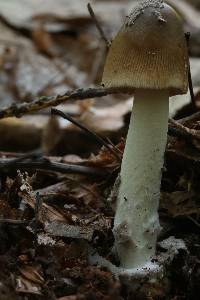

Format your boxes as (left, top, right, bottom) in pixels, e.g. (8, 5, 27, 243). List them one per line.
(114, 89, 169, 269)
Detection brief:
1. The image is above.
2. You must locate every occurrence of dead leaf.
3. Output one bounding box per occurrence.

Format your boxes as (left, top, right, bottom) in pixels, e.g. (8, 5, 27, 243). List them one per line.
(18, 171, 66, 223)
(80, 98, 132, 134)
(16, 276, 42, 295)
(42, 115, 61, 154)
(57, 296, 78, 300)
(160, 191, 200, 218)
(19, 265, 44, 285)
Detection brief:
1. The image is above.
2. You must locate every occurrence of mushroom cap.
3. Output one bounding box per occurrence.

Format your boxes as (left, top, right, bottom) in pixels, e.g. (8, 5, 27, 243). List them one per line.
(102, 0, 189, 96)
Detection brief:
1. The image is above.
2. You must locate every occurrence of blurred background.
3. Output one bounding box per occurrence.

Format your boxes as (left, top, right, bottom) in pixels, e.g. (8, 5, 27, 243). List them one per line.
(0, 0, 199, 155)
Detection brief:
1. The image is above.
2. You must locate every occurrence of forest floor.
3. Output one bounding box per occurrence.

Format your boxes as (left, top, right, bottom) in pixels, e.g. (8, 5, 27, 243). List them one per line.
(0, 1, 200, 299)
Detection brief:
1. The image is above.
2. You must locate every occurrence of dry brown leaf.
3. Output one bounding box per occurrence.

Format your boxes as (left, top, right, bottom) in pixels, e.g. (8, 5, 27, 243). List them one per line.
(16, 48, 67, 98)
(57, 296, 78, 300)
(0, 21, 68, 103)
(18, 171, 66, 223)
(19, 265, 44, 285)
(32, 26, 58, 57)
(16, 276, 42, 295)
(70, 182, 100, 206)
(80, 98, 132, 134)
(160, 191, 200, 218)
(42, 115, 61, 154)
(89, 140, 124, 169)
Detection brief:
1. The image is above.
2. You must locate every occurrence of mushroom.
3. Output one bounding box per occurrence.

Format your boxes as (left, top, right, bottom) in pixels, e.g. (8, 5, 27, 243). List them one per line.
(102, 0, 188, 269)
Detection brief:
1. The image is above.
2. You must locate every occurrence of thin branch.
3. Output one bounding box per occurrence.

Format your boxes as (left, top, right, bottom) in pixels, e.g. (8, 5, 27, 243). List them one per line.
(178, 110, 200, 126)
(0, 158, 107, 177)
(2, 149, 43, 167)
(168, 118, 200, 142)
(168, 119, 192, 141)
(0, 87, 113, 119)
(185, 32, 196, 110)
(51, 108, 121, 161)
(34, 192, 42, 227)
(105, 137, 123, 155)
(87, 3, 111, 48)
(1, 85, 197, 146)
(33, 192, 42, 244)
(0, 218, 29, 225)
(187, 216, 200, 229)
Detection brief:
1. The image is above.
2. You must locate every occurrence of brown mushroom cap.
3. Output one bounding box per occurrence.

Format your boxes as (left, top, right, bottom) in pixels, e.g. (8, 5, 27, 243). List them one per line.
(102, 0, 189, 96)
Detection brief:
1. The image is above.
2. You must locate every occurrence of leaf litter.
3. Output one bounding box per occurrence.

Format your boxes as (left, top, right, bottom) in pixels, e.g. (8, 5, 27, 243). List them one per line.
(0, 0, 200, 299)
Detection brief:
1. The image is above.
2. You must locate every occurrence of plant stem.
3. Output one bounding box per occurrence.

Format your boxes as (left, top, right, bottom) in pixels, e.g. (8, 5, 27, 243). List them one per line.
(114, 89, 169, 269)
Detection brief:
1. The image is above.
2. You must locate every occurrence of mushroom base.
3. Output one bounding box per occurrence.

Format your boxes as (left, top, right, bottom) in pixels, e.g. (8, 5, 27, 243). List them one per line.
(114, 89, 169, 269)
(89, 237, 187, 299)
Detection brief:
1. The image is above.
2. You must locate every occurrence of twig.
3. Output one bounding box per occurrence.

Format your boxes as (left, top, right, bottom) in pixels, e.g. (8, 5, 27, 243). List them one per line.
(87, 3, 111, 48)
(168, 118, 200, 142)
(2, 85, 198, 147)
(0, 87, 113, 119)
(2, 149, 43, 167)
(187, 216, 200, 229)
(178, 111, 200, 126)
(34, 192, 42, 228)
(0, 158, 107, 177)
(0, 218, 29, 225)
(168, 119, 193, 142)
(51, 108, 121, 161)
(185, 32, 196, 110)
(105, 137, 123, 155)
(33, 192, 42, 244)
